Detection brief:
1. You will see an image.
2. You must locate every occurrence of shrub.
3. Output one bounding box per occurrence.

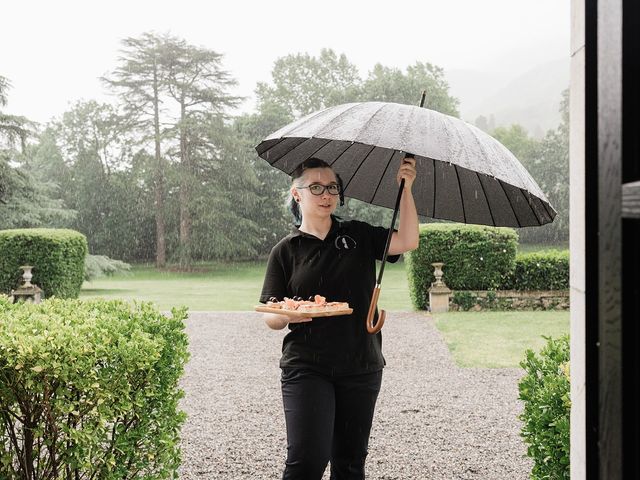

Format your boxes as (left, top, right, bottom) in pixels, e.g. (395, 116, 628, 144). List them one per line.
(519, 335, 570, 479)
(0, 229, 88, 299)
(84, 254, 131, 281)
(0, 297, 190, 479)
(406, 224, 518, 309)
(452, 291, 477, 311)
(502, 250, 569, 291)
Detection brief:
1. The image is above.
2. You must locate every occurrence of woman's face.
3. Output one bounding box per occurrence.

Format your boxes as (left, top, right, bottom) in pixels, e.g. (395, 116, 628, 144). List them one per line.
(292, 167, 339, 220)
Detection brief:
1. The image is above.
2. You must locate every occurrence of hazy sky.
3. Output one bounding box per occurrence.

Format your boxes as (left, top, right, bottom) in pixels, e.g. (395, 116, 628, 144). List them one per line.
(2, 0, 570, 124)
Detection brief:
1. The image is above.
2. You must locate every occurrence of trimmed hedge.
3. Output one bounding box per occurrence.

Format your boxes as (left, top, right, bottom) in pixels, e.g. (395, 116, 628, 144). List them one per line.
(502, 251, 569, 291)
(0, 229, 88, 299)
(519, 335, 570, 479)
(406, 224, 518, 310)
(0, 297, 190, 479)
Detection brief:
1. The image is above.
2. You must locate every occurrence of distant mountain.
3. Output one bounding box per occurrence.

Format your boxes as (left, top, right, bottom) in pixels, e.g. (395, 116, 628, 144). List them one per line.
(446, 58, 569, 137)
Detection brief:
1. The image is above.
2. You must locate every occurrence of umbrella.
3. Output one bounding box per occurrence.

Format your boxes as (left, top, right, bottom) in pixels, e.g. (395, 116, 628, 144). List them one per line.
(255, 98, 556, 333)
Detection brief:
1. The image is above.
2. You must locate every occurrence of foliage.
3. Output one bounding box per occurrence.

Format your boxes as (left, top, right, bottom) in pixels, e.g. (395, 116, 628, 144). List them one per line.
(0, 297, 189, 479)
(84, 254, 131, 281)
(0, 76, 74, 229)
(256, 48, 362, 118)
(102, 33, 264, 267)
(0, 229, 87, 298)
(0, 151, 75, 230)
(502, 251, 569, 291)
(405, 224, 518, 309)
(362, 62, 460, 116)
(232, 114, 292, 254)
(519, 335, 571, 479)
(0, 75, 34, 152)
(451, 291, 477, 311)
(492, 89, 569, 244)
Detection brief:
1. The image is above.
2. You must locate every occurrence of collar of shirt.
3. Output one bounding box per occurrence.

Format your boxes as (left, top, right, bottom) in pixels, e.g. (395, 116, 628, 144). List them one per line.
(290, 215, 342, 241)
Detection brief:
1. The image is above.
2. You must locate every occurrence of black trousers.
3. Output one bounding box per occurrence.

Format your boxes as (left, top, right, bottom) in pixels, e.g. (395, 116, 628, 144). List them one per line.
(280, 368, 383, 480)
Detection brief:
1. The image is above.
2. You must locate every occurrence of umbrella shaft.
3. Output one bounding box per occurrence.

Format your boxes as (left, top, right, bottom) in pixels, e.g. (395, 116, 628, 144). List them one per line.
(377, 177, 405, 285)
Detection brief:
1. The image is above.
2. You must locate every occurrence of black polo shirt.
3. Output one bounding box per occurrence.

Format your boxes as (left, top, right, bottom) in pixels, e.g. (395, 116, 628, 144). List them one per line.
(259, 216, 399, 376)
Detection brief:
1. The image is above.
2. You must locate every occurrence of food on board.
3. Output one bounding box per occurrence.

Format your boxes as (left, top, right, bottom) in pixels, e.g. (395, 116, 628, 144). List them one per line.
(266, 295, 350, 313)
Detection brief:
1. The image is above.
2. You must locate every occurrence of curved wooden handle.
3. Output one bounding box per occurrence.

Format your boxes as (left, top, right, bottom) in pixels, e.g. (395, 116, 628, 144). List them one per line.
(366, 285, 385, 334)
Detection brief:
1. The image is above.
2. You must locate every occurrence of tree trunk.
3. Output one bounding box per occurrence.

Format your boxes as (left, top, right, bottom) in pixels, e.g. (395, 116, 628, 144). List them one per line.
(178, 99, 191, 270)
(153, 58, 166, 268)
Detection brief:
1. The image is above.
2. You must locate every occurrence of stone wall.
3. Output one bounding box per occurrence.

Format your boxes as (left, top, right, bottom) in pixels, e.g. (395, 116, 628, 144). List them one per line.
(450, 290, 570, 311)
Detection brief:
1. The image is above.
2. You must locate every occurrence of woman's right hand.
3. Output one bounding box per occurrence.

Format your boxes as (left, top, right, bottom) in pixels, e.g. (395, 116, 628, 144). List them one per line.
(264, 313, 312, 330)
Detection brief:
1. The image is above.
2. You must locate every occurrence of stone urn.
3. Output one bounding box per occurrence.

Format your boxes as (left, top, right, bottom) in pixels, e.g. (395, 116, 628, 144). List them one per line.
(428, 262, 451, 313)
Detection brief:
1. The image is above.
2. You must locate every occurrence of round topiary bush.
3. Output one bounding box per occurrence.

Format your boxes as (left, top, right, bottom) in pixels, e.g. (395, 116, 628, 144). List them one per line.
(0, 228, 88, 299)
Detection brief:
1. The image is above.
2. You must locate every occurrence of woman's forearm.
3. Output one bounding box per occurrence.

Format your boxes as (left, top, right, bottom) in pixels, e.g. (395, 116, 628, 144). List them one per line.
(389, 185, 419, 255)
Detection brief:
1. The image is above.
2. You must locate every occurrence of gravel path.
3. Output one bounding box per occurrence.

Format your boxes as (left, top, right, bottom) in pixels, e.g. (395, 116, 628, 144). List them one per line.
(178, 312, 532, 479)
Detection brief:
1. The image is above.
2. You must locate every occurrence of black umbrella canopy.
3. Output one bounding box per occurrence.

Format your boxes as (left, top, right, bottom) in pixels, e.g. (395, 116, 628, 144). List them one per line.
(255, 102, 556, 227)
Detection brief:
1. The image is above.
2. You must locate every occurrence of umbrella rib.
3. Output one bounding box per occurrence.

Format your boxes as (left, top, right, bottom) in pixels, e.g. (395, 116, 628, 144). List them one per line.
(369, 149, 396, 204)
(540, 198, 557, 221)
(282, 138, 333, 174)
(324, 140, 356, 168)
(342, 144, 377, 192)
(432, 158, 438, 219)
(520, 187, 545, 224)
(474, 170, 497, 226)
(258, 138, 287, 163)
(497, 179, 522, 228)
(453, 164, 467, 224)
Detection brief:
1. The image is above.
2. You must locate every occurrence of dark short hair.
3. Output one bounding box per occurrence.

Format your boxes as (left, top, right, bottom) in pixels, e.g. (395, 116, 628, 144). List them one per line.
(291, 157, 333, 180)
(289, 157, 344, 224)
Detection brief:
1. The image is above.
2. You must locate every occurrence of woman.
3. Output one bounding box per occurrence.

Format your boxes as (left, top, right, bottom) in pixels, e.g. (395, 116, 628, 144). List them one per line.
(260, 156, 419, 479)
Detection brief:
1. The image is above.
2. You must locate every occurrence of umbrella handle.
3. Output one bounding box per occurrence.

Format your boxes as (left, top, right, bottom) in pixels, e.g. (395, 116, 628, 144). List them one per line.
(366, 284, 385, 334)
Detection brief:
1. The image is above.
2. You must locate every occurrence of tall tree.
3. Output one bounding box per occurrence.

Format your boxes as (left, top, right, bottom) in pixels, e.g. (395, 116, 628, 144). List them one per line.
(361, 62, 460, 116)
(0, 75, 34, 154)
(0, 75, 73, 228)
(255, 48, 362, 118)
(40, 101, 155, 258)
(162, 36, 241, 268)
(103, 33, 170, 267)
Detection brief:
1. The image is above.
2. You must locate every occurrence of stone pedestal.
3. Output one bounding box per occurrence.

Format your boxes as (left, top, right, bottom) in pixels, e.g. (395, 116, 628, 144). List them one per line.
(10, 266, 43, 304)
(428, 262, 451, 313)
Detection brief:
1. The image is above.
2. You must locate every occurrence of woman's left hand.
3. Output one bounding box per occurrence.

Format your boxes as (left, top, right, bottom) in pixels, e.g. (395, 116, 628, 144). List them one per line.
(397, 157, 417, 189)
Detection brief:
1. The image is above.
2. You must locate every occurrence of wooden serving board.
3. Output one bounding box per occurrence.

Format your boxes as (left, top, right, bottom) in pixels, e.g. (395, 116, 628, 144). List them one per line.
(254, 306, 353, 318)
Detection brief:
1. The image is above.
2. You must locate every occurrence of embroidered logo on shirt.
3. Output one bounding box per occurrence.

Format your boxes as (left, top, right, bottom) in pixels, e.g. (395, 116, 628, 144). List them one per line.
(334, 234, 357, 250)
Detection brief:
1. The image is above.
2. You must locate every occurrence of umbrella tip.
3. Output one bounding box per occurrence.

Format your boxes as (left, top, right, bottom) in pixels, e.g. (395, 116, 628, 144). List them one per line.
(419, 91, 427, 108)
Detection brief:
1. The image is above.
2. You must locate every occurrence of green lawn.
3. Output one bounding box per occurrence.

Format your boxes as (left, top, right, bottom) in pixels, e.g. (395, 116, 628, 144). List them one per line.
(80, 260, 412, 311)
(433, 310, 570, 368)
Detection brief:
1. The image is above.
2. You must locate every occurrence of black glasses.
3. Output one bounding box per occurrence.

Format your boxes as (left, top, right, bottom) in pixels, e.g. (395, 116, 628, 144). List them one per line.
(297, 183, 341, 196)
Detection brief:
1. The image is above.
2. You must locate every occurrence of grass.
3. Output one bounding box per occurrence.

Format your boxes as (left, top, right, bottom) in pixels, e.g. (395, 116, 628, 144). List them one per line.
(433, 310, 570, 368)
(80, 260, 412, 311)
